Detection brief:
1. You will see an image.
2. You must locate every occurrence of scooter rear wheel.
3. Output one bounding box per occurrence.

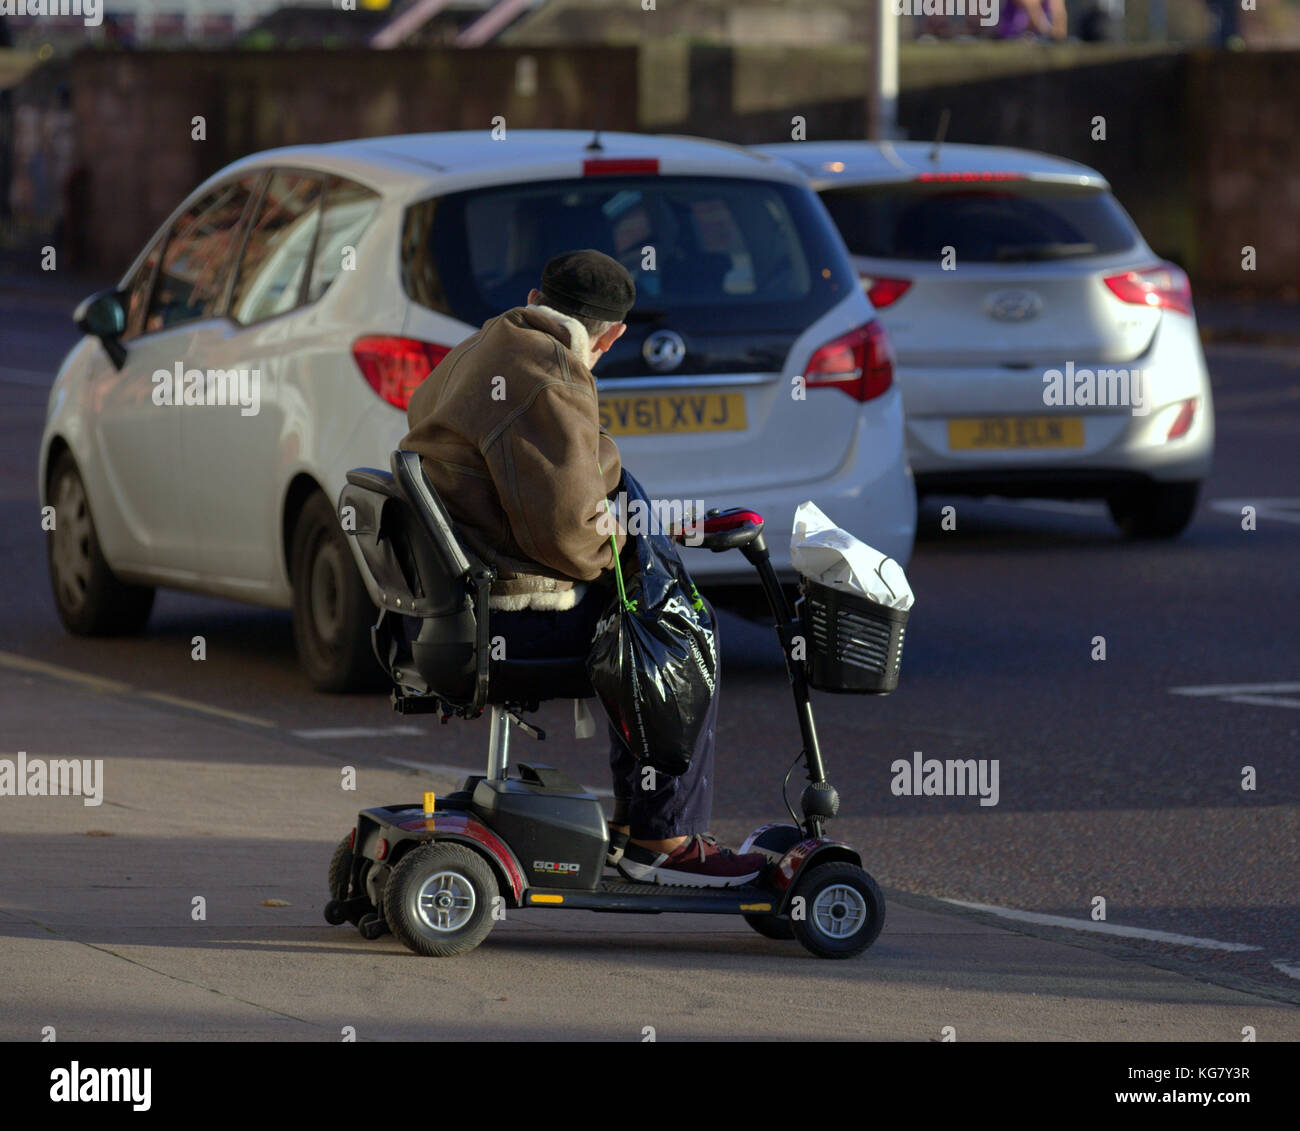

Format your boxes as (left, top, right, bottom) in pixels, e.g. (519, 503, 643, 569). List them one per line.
(327, 834, 374, 925)
(790, 862, 885, 959)
(384, 842, 497, 957)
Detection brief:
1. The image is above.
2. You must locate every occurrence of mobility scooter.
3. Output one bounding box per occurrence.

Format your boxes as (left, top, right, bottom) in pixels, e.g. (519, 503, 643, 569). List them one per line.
(323, 451, 906, 959)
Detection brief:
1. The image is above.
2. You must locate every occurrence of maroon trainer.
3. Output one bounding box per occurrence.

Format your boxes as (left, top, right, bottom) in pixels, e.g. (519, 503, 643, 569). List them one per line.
(617, 834, 766, 887)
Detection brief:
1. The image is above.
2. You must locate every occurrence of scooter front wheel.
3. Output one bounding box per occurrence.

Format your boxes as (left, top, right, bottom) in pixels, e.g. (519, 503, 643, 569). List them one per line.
(384, 842, 497, 957)
(789, 862, 885, 959)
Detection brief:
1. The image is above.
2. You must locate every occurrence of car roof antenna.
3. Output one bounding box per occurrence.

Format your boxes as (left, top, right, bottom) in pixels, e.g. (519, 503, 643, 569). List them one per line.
(929, 108, 951, 164)
(586, 127, 604, 153)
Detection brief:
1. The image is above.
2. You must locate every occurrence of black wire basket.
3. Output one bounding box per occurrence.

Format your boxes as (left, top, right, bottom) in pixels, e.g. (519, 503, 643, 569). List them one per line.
(798, 576, 909, 695)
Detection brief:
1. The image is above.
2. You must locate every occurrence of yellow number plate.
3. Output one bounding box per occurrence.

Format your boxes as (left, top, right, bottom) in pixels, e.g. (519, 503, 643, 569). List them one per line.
(947, 416, 1084, 450)
(599, 393, 747, 436)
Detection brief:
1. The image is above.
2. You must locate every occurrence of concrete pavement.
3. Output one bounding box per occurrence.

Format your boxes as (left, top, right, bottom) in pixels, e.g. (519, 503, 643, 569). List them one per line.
(2, 664, 1296, 1042)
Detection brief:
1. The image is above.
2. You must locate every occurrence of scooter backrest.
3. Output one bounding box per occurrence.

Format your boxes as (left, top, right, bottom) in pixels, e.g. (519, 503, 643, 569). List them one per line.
(337, 461, 475, 619)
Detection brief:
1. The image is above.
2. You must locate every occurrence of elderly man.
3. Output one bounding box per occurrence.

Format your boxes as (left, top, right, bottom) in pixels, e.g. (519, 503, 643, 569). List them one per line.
(401, 249, 765, 887)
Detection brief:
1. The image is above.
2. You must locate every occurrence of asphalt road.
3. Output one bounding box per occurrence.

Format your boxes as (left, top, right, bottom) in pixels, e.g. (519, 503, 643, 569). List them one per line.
(1, 271, 1297, 1039)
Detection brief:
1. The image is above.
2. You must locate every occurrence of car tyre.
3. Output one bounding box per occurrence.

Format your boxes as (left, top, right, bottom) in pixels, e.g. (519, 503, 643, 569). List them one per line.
(46, 451, 155, 636)
(290, 492, 381, 692)
(1107, 480, 1199, 539)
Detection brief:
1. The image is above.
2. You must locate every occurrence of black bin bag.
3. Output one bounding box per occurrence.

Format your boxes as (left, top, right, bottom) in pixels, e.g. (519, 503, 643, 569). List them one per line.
(586, 471, 718, 777)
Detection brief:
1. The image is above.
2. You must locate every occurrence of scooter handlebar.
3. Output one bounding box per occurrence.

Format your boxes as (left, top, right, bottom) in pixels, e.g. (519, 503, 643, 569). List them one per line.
(674, 507, 765, 553)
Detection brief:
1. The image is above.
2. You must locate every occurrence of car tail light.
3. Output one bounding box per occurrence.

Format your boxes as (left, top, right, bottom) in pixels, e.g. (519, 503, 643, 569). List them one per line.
(352, 336, 451, 411)
(583, 158, 659, 176)
(1167, 397, 1197, 440)
(859, 275, 912, 309)
(1103, 263, 1193, 316)
(803, 321, 894, 402)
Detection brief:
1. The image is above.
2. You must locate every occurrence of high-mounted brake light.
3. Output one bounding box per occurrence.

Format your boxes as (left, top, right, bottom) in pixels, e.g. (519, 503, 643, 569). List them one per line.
(352, 336, 451, 411)
(914, 171, 1026, 182)
(1103, 263, 1193, 316)
(803, 321, 894, 402)
(859, 275, 912, 309)
(583, 158, 660, 176)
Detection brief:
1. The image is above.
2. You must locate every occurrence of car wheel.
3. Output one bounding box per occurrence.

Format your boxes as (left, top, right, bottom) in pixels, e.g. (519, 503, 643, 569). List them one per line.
(290, 492, 380, 692)
(1107, 480, 1200, 539)
(46, 451, 155, 636)
(383, 842, 498, 957)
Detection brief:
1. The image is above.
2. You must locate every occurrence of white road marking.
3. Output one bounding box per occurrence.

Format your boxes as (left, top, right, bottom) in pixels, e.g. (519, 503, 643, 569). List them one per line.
(293, 725, 424, 740)
(1171, 682, 1300, 696)
(136, 691, 274, 728)
(940, 898, 1264, 952)
(1170, 682, 1300, 710)
(1209, 497, 1300, 525)
(383, 756, 616, 798)
(0, 651, 276, 726)
(0, 650, 131, 695)
(1222, 694, 1300, 710)
(1271, 959, 1300, 982)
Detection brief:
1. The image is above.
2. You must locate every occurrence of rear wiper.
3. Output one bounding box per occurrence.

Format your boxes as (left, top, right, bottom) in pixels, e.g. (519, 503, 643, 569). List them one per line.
(993, 242, 1097, 262)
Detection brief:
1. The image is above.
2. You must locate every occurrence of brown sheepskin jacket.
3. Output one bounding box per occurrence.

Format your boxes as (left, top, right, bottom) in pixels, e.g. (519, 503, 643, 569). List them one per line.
(401, 304, 627, 611)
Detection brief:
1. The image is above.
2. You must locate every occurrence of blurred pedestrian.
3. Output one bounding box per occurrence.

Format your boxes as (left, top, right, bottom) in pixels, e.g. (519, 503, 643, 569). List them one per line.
(994, 0, 1068, 39)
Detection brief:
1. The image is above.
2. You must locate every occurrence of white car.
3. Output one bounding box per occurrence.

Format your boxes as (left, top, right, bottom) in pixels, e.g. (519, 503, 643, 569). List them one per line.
(40, 130, 916, 690)
(758, 141, 1214, 538)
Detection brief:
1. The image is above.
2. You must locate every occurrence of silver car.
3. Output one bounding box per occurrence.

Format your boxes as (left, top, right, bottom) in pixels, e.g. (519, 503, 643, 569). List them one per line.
(758, 141, 1214, 538)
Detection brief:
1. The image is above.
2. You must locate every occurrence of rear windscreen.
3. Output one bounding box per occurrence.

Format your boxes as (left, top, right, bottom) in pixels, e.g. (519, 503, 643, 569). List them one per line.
(403, 175, 856, 330)
(819, 182, 1139, 263)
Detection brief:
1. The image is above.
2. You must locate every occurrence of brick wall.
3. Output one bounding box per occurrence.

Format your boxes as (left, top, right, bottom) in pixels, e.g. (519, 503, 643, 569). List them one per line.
(64, 46, 638, 270)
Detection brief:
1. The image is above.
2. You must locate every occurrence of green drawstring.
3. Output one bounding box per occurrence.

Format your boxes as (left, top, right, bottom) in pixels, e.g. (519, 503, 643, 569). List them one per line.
(603, 496, 637, 613)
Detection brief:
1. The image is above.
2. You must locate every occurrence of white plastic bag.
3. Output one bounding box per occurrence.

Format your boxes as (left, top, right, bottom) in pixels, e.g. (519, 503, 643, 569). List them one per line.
(790, 501, 914, 611)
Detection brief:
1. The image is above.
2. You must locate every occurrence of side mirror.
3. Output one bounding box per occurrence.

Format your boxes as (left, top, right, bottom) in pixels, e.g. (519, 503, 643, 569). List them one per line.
(74, 289, 127, 368)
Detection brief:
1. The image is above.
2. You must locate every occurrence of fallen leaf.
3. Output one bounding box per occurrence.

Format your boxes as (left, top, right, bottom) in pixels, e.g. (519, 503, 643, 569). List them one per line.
(261, 899, 292, 907)
(86, 830, 114, 837)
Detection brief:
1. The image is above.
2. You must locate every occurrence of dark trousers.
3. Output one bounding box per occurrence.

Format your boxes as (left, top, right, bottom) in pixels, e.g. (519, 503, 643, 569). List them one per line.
(491, 583, 717, 841)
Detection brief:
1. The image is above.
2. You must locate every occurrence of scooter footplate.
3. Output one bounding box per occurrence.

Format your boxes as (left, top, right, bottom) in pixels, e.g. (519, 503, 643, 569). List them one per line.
(522, 880, 777, 914)
(598, 880, 767, 897)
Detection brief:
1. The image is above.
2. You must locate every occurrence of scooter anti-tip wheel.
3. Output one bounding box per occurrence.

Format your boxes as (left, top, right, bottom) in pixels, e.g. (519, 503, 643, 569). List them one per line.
(383, 842, 498, 957)
(358, 912, 388, 941)
(323, 899, 349, 926)
(789, 862, 885, 959)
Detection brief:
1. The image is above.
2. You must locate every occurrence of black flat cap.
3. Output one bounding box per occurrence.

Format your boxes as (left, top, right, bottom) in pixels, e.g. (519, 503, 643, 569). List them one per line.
(540, 249, 636, 322)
